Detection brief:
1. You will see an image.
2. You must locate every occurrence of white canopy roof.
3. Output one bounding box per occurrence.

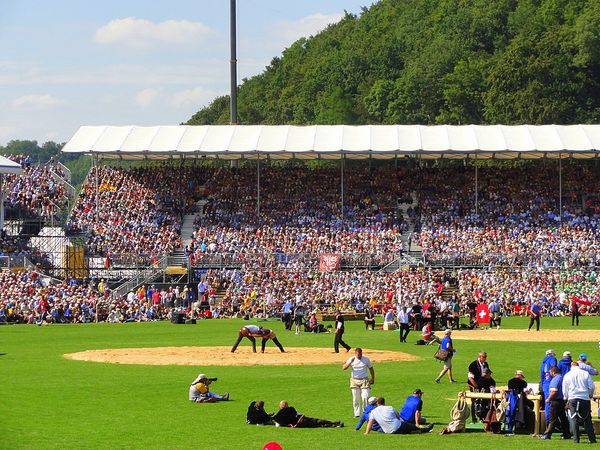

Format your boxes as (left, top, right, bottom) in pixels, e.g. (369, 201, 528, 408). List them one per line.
(62, 124, 600, 160)
(0, 155, 23, 174)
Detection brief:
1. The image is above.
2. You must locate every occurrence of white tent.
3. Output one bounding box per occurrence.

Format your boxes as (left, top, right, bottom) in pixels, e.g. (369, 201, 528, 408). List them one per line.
(0, 155, 24, 174)
(62, 124, 600, 159)
(0, 155, 23, 231)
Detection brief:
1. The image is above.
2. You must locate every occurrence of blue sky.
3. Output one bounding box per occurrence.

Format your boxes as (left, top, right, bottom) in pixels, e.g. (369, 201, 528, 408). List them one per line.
(0, 0, 371, 145)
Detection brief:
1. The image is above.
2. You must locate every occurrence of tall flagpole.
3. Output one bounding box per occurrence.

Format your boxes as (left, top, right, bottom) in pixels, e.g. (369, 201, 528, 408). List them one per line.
(230, 0, 238, 124)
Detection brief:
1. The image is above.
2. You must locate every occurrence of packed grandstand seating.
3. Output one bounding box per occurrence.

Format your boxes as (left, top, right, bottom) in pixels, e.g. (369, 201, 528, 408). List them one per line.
(67, 166, 208, 257)
(2, 154, 69, 218)
(2, 161, 599, 324)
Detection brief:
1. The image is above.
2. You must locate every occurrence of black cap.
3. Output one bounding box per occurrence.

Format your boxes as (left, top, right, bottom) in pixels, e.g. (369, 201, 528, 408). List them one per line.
(413, 388, 423, 394)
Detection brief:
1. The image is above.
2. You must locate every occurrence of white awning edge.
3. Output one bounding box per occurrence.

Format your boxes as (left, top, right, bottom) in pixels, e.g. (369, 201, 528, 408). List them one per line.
(62, 124, 600, 160)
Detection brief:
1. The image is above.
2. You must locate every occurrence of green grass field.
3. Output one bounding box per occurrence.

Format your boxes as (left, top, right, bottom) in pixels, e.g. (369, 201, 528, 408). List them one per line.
(2, 316, 599, 449)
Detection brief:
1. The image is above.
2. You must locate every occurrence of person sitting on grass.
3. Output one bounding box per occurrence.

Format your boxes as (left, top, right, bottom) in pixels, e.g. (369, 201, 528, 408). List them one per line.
(188, 374, 229, 403)
(399, 389, 427, 425)
(356, 396, 382, 432)
(246, 400, 273, 425)
(272, 400, 343, 428)
(422, 322, 440, 345)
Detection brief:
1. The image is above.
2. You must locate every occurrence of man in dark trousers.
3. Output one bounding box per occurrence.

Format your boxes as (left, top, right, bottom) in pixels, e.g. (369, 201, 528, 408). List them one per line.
(468, 352, 490, 422)
(539, 366, 571, 440)
(334, 310, 351, 353)
(272, 400, 343, 428)
(527, 300, 541, 331)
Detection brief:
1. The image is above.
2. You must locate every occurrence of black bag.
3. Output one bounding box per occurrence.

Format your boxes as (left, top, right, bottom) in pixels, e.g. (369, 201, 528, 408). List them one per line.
(434, 348, 449, 361)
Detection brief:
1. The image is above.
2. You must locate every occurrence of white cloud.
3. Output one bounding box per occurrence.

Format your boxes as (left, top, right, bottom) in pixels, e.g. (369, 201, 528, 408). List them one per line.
(13, 94, 62, 107)
(94, 17, 212, 48)
(170, 87, 221, 109)
(135, 88, 159, 108)
(272, 13, 343, 44)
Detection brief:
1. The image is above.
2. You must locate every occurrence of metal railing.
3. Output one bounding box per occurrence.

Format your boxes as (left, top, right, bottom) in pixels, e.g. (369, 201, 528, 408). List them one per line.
(423, 252, 600, 269)
(190, 252, 403, 270)
(111, 255, 168, 299)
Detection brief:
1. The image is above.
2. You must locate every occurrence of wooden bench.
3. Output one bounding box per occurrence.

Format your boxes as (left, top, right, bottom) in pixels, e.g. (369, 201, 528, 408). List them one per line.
(316, 313, 365, 322)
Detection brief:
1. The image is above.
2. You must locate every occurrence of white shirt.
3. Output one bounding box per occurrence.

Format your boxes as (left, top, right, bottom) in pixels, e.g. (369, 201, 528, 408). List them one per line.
(369, 405, 401, 434)
(563, 365, 595, 401)
(397, 310, 410, 324)
(346, 355, 373, 379)
(245, 325, 261, 334)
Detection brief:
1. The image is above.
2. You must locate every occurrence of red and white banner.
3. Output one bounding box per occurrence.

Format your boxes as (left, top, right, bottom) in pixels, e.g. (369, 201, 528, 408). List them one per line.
(476, 303, 490, 325)
(319, 254, 341, 272)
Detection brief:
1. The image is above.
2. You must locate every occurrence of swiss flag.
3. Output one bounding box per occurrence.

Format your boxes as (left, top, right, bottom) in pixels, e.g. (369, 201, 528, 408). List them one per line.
(476, 303, 490, 325)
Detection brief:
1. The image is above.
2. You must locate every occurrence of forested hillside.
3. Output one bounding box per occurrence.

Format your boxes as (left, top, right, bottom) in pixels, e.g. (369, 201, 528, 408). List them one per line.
(187, 0, 600, 126)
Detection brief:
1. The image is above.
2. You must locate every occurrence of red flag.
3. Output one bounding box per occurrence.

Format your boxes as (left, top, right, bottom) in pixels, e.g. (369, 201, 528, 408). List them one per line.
(573, 296, 592, 306)
(476, 303, 490, 325)
(319, 254, 341, 272)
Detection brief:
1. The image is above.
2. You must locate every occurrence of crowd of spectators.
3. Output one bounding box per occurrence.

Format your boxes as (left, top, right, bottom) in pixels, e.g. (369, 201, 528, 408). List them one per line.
(457, 268, 600, 316)
(2, 154, 69, 218)
(186, 166, 409, 265)
(2, 264, 598, 325)
(67, 165, 208, 259)
(0, 269, 177, 324)
(416, 164, 600, 268)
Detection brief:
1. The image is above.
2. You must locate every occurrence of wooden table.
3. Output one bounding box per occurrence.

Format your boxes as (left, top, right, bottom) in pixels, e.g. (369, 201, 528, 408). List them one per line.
(461, 390, 543, 435)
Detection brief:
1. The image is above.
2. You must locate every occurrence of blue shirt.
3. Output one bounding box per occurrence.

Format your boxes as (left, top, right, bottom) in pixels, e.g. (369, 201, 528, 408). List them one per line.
(549, 374, 564, 400)
(441, 335, 453, 351)
(356, 404, 381, 431)
(558, 357, 572, 376)
(399, 395, 422, 423)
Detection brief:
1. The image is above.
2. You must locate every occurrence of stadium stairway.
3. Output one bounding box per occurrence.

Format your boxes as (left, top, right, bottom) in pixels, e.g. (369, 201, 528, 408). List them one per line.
(399, 191, 422, 253)
(180, 198, 207, 248)
(441, 284, 459, 303)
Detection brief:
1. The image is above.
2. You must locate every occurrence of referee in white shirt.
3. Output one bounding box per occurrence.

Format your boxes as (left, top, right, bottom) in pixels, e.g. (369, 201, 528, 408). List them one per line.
(397, 306, 411, 343)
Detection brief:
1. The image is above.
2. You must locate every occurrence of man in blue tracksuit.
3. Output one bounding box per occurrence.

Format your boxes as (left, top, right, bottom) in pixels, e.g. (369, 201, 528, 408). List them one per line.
(540, 349, 558, 426)
(356, 396, 381, 432)
(558, 351, 573, 376)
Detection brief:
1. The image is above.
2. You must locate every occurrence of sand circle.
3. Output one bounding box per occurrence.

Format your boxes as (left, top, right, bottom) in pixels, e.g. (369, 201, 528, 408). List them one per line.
(64, 346, 419, 366)
(449, 328, 600, 342)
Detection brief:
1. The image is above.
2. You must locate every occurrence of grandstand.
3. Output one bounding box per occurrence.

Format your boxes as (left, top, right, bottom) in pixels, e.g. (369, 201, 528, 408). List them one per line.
(2, 124, 600, 324)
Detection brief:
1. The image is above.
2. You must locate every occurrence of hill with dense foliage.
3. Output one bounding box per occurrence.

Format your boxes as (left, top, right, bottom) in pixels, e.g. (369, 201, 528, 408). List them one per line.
(187, 0, 600, 126)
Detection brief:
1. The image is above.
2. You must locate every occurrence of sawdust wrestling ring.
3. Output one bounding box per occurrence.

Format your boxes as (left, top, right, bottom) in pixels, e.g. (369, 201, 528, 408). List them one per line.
(64, 346, 419, 366)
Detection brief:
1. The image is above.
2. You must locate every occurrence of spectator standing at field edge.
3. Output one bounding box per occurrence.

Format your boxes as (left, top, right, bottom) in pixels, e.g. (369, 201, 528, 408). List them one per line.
(434, 329, 456, 383)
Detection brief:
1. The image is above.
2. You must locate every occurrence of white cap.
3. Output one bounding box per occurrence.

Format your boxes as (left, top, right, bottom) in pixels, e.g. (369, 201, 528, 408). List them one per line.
(368, 396, 377, 405)
(563, 351, 571, 357)
(545, 349, 555, 355)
